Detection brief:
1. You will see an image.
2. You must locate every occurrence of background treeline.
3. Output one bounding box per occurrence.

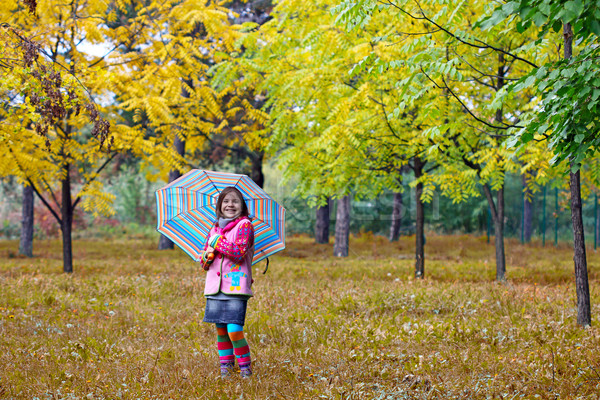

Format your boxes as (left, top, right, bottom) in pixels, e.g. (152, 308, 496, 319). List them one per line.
(2, 165, 597, 247)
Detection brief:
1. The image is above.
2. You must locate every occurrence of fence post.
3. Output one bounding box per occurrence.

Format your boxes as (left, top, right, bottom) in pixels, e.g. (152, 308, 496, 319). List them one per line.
(542, 185, 546, 247)
(521, 185, 525, 243)
(595, 192, 598, 250)
(555, 187, 559, 247)
(487, 206, 491, 244)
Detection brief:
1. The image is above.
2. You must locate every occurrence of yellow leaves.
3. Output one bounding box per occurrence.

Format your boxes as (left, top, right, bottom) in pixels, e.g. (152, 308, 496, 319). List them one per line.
(197, 86, 223, 120)
(202, 9, 231, 36)
(242, 99, 269, 125)
(224, 106, 242, 120)
(348, 42, 372, 61)
(436, 167, 479, 204)
(215, 119, 229, 132)
(169, 3, 240, 50)
(245, 129, 271, 152)
(106, 9, 118, 24)
(114, 0, 133, 13)
(143, 97, 173, 125)
(81, 21, 104, 43)
(109, 124, 146, 153)
(162, 77, 183, 101)
(78, 181, 116, 218)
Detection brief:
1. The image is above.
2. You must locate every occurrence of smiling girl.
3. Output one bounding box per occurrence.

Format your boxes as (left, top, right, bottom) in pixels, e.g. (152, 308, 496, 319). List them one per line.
(200, 187, 255, 378)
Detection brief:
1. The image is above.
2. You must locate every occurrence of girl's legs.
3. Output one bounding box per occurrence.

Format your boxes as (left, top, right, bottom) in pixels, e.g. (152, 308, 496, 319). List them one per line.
(227, 323, 252, 377)
(215, 323, 235, 377)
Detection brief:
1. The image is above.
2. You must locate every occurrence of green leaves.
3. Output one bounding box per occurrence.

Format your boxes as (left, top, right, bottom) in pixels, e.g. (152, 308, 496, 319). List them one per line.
(532, 11, 548, 26)
(489, 0, 600, 41)
(348, 53, 377, 77)
(331, 0, 377, 31)
(480, 0, 600, 174)
(508, 47, 600, 170)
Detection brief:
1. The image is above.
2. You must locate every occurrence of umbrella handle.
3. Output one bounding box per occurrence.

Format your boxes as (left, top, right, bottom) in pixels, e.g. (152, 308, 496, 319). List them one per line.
(202, 252, 215, 271)
(262, 257, 269, 274)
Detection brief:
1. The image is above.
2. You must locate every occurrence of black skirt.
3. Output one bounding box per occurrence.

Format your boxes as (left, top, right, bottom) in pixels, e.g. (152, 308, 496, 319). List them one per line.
(203, 298, 248, 326)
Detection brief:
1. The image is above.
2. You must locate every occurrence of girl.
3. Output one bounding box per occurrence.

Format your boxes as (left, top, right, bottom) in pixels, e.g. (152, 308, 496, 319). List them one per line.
(200, 187, 255, 378)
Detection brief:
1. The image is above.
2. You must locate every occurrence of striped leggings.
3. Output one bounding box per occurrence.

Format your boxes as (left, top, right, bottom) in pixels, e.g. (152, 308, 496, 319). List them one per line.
(216, 323, 251, 371)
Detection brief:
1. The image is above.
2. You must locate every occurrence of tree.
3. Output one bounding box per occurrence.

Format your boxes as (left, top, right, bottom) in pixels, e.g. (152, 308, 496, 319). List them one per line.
(85, 1, 272, 254)
(1, 7, 111, 272)
(389, 191, 402, 242)
(333, 195, 350, 257)
(18, 184, 34, 257)
(114, 1, 271, 188)
(0, 1, 184, 272)
(333, 0, 556, 281)
(315, 197, 331, 244)
(223, 0, 440, 270)
(486, 0, 598, 326)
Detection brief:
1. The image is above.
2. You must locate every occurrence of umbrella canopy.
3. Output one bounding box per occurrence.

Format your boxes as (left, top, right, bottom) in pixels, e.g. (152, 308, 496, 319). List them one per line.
(156, 170, 285, 265)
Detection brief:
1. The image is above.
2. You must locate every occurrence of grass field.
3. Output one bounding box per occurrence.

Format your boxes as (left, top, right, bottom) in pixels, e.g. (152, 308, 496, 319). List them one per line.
(1, 233, 599, 399)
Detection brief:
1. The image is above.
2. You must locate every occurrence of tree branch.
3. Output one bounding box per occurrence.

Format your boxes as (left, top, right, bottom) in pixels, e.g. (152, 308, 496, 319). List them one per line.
(6, 144, 63, 225)
(40, 176, 61, 210)
(27, 176, 63, 225)
(72, 152, 119, 210)
(380, 0, 539, 69)
(439, 74, 523, 130)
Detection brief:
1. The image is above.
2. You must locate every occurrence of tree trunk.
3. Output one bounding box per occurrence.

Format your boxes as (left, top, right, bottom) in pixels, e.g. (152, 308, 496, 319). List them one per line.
(315, 197, 330, 244)
(333, 195, 350, 257)
(158, 133, 186, 250)
(481, 52, 507, 282)
(570, 169, 591, 326)
(494, 188, 506, 281)
(250, 151, 264, 188)
(483, 184, 506, 282)
(414, 157, 425, 279)
(61, 163, 73, 273)
(564, 22, 591, 327)
(389, 191, 402, 242)
(523, 175, 533, 243)
(19, 184, 34, 257)
(594, 194, 600, 250)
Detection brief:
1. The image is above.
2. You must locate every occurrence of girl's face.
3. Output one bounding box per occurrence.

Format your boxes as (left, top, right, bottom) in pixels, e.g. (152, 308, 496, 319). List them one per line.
(221, 192, 242, 219)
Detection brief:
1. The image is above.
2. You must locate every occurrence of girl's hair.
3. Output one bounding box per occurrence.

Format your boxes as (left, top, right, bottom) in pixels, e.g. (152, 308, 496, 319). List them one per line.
(215, 187, 250, 219)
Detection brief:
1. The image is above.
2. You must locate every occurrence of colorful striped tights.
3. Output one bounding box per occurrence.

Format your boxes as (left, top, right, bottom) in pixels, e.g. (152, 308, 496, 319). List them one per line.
(216, 323, 251, 377)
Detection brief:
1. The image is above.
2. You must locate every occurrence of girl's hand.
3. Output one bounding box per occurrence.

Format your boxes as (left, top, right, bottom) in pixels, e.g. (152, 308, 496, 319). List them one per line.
(205, 245, 215, 254)
(200, 250, 216, 271)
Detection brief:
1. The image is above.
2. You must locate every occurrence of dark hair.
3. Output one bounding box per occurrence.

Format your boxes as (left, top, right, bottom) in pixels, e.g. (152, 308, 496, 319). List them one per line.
(215, 187, 250, 219)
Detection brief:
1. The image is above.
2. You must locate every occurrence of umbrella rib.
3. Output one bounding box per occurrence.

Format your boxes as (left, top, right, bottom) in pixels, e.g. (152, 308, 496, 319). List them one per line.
(170, 203, 217, 220)
(212, 174, 273, 201)
(205, 173, 223, 197)
(246, 195, 275, 201)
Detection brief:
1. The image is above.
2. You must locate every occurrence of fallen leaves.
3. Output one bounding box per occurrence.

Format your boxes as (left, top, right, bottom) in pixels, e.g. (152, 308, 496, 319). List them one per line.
(0, 235, 598, 398)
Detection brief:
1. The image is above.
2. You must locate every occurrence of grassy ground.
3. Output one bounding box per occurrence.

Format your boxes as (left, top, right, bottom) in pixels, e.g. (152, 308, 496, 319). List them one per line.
(0, 233, 599, 399)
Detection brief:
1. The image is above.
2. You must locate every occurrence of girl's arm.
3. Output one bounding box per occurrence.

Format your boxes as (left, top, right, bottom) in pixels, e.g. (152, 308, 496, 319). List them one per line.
(207, 221, 254, 264)
(202, 226, 216, 251)
(199, 228, 215, 263)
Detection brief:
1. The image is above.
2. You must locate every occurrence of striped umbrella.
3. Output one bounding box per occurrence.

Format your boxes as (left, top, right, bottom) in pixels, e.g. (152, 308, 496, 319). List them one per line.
(155, 170, 285, 265)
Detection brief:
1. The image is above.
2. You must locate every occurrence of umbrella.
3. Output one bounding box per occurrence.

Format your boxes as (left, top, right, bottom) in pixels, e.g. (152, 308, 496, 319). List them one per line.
(155, 169, 285, 266)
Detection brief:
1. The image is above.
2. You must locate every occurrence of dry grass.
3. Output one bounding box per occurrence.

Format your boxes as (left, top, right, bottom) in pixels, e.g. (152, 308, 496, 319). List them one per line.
(0, 233, 599, 399)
